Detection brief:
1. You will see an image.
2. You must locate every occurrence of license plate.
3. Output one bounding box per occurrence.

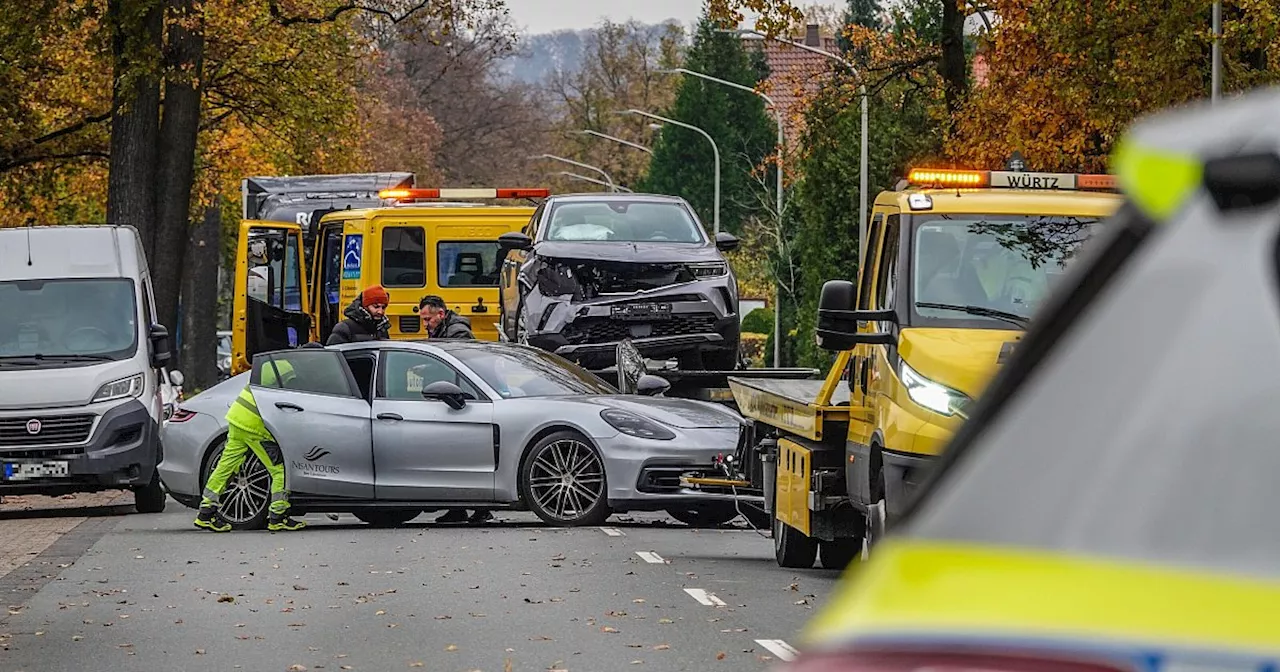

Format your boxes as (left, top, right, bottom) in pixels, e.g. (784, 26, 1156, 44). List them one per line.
(612, 303, 672, 321)
(3, 461, 70, 481)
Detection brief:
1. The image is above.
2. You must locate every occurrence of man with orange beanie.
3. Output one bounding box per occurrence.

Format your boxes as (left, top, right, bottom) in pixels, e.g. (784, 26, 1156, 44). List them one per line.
(326, 285, 391, 344)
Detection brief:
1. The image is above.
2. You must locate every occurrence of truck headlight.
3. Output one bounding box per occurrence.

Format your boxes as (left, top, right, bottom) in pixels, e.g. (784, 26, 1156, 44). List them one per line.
(601, 409, 676, 440)
(898, 360, 971, 417)
(93, 373, 146, 403)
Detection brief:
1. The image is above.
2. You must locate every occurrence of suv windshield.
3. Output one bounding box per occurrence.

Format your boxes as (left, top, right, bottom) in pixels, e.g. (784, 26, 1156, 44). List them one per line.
(913, 213, 1100, 325)
(544, 201, 705, 243)
(448, 345, 617, 398)
(0, 278, 138, 361)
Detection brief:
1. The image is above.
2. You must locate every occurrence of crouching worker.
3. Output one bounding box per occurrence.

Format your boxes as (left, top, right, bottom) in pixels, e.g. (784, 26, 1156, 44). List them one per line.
(194, 360, 305, 532)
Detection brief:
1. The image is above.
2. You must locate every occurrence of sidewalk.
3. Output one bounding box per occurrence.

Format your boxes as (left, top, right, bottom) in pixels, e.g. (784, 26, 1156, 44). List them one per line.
(0, 491, 132, 581)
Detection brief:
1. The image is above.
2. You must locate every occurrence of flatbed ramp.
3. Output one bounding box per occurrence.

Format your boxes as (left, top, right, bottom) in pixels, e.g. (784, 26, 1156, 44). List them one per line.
(728, 376, 850, 442)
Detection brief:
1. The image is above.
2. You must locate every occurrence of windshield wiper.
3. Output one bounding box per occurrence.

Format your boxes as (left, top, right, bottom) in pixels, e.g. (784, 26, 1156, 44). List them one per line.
(0, 353, 114, 362)
(915, 302, 1030, 329)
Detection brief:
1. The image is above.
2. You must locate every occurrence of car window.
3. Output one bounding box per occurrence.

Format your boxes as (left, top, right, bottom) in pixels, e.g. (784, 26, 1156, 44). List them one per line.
(380, 350, 482, 400)
(875, 214, 901, 310)
(382, 226, 425, 287)
(252, 351, 356, 397)
(437, 241, 502, 287)
(447, 345, 617, 398)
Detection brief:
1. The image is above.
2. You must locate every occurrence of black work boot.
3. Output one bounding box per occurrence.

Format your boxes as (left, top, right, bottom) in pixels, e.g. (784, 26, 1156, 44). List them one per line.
(194, 506, 231, 533)
(468, 510, 494, 524)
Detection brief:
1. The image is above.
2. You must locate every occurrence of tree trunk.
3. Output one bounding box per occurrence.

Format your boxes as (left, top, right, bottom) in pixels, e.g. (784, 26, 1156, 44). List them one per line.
(939, 0, 968, 119)
(180, 205, 222, 392)
(106, 0, 164, 260)
(153, 0, 205, 350)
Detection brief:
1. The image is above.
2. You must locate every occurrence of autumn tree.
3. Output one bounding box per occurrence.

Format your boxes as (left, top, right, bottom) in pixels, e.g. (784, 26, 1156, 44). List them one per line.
(952, 0, 1280, 172)
(540, 19, 684, 192)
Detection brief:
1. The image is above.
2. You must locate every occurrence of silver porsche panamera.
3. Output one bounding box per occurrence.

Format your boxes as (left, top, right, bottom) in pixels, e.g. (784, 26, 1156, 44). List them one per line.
(158, 340, 751, 528)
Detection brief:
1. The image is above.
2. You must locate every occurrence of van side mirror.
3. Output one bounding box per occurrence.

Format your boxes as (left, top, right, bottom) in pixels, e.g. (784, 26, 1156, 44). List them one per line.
(498, 232, 533, 252)
(148, 324, 172, 368)
(714, 232, 739, 252)
(422, 380, 467, 410)
(815, 280, 898, 351)
(636, 374, 670, 397)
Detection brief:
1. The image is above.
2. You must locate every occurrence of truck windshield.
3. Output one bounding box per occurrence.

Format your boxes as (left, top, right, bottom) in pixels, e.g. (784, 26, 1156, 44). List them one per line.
(913, 213, 1100, 326)
(0, 278, 138, 361)
(544, 201, 705, 243)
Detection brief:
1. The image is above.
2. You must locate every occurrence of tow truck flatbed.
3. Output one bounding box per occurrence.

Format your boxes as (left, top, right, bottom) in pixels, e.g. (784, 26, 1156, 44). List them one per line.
(727, 351, 853, 442)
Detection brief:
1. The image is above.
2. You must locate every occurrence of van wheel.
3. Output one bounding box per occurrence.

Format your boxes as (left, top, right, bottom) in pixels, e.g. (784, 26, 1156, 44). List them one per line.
(355, 510, 421, 528)
(773, 515, 817, 568)
(133, 471, 167, 514)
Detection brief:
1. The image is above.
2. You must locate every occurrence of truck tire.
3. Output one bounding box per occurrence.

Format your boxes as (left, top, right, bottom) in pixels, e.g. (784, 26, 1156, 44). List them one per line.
(133, 471, 167, 514)
(818, 539, 860, 570)
(773, 515, 817, 568)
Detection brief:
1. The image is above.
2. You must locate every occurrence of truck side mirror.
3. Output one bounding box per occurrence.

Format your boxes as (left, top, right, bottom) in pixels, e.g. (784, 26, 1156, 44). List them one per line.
(148, 324, 172, 368)
(815, 280, 898, 351)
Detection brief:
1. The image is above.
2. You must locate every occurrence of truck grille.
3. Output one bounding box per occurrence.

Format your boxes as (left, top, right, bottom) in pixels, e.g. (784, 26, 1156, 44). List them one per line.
(0, 414, 94, 448)
(564, 313, 718, 343)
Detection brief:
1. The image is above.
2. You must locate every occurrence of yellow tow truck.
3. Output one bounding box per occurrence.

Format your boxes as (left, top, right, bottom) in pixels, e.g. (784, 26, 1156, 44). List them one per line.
(230, 173, 548, 375)
(684, 163, 1123, 569)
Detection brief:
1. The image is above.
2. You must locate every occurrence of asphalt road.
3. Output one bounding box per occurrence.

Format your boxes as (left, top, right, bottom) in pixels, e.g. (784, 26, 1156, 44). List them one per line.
(0, 502, 843, 672)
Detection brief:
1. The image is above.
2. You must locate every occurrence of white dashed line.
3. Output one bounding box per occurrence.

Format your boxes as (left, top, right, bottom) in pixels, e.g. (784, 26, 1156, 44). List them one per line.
(682, 588, 727, 607)
(755, 639, 799, 661)
(635, 551, 666, 564)
(600, 527, 625, 537)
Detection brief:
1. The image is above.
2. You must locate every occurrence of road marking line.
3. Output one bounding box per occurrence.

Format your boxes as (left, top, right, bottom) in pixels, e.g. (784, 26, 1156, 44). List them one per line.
(755, 639, 799, 661)
(600, 527, 625, 537)
(683, 588, 726, 607)
(635, 551, 666, 564)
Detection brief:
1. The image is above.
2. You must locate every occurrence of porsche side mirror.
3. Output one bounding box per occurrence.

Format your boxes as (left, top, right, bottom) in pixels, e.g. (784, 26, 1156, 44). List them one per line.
(498, 232, 533, 252)
(714, 231, 739, 252)
(636, 374, 670, 397)
(422, 381, 467, 410)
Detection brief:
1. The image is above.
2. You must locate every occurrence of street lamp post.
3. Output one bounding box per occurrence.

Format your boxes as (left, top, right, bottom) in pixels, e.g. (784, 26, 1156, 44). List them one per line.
(656, 66, 786, 367)
(615, 109, 720, 237)
(528, 154, 617, 191)
(554, 171, 634, 192)
(723, 29, 870, 268)
(573, 130, 653, 154)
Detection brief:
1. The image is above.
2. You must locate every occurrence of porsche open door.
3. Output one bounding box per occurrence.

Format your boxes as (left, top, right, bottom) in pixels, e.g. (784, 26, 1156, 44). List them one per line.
(231, 221, 314, 375)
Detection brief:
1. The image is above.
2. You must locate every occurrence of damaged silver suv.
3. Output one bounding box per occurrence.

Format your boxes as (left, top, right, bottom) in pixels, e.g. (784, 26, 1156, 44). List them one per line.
(497, 193, 742, 370)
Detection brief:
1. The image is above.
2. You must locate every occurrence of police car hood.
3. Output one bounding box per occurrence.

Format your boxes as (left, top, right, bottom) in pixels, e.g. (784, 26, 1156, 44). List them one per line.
(898, 328, 1024, 399)
(0, 359, 152, 410)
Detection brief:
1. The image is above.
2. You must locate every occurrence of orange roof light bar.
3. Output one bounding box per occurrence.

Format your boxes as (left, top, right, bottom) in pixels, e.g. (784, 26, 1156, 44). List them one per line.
(908, 169, 990, 188)
(378, 188, 552, 200)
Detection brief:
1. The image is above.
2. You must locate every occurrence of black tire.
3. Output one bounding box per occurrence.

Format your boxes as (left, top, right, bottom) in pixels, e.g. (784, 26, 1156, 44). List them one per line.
(201, 439, 270, 530)
(133, 470, 167, 514)
(520, 430, 612, 527)
(355, 509, 421, 528)
(773, 514, 818, 568)
(666, 503, 739, 528)
(819, 538, 860, 570)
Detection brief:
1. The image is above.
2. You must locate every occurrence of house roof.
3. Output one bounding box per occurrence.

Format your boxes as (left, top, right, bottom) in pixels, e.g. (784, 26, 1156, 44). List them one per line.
(742, 32, 841, 146)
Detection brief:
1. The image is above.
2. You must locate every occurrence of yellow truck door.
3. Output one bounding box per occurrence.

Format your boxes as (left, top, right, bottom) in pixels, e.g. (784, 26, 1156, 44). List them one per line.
(231, 220, 314, 375)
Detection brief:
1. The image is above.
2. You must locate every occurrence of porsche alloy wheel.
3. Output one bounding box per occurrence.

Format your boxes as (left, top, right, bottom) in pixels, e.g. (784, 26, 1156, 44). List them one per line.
(202, 441, 271, 530)
(521, 431, 611, 527)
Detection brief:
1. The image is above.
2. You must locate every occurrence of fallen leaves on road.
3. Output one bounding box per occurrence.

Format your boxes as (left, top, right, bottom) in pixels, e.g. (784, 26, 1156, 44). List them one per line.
(433, 615, 451, 620)
(288, 666, 307, 671)
(375, 610, 386, 616)
(445, 644, 458, 652)
(217, 595, 235, 603)
(411, 661, 425, 667)
(195, 648, 206, 655)
(657, 618, 673, 624)
(653, 644, 670, 651)
(601, 626, 619, 634)
(717, 652, 727, 660)
(293, 585, 308, 591)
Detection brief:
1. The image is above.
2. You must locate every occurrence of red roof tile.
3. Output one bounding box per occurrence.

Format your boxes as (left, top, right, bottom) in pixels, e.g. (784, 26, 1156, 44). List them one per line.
(744, 34, 842, 146)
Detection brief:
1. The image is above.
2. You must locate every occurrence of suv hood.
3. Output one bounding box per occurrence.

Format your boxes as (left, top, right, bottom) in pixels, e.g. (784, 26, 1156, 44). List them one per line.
(535, 241, 722, 264)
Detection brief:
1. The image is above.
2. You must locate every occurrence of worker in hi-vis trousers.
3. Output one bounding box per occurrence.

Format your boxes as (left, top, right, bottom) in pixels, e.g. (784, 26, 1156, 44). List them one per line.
(194, 359, 305, 532)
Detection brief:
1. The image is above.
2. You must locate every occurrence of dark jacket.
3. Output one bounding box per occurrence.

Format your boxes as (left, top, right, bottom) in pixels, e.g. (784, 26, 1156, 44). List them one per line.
(430, 311, 473, 339)
(327, 298, 390, 345)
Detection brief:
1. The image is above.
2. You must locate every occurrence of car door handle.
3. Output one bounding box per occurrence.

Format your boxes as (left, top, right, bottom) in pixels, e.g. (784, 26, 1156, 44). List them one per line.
(275, 402, 304, 412)
(377, 413, 403, 421)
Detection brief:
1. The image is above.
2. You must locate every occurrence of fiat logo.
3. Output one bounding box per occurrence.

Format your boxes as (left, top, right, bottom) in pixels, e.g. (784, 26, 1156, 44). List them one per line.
(25, 419, 41, 435)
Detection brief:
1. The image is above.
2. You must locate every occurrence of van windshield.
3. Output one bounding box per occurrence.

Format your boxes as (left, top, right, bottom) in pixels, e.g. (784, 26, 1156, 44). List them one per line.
(913, 214, 1100, 325)
(0, 279, 139, 361)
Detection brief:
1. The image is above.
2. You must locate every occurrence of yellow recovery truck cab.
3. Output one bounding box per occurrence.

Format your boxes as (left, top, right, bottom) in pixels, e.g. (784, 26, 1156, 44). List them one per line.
(230, 176, 547, 375)
(696, 165, 1122, 570)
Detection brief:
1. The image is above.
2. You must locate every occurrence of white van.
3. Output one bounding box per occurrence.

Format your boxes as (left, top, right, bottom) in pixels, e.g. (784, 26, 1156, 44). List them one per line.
(0, 225, 178, 512)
